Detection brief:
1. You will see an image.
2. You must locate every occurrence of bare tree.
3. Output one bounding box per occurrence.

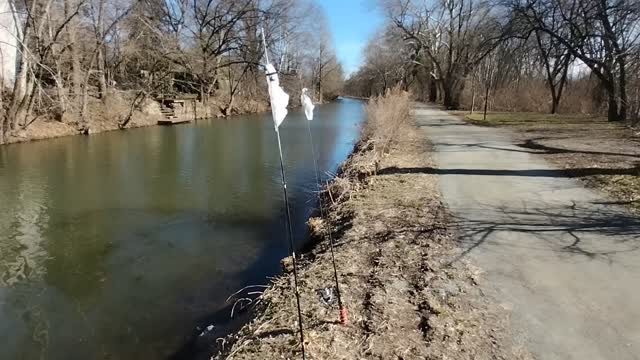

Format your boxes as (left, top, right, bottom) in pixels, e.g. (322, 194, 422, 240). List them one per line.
(383, 0, 506, 109)
(0, 0, 344, 142)
(78, 0, 135, 130)
(534, 28, 571, 114)
(510, 0, 640, 121)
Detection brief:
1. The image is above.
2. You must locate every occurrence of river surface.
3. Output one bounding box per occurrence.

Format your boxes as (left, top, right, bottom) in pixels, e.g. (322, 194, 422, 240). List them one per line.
(0, 99, 365, 360)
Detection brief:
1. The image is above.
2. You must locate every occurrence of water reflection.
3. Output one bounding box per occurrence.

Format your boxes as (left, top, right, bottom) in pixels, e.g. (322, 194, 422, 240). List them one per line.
(0, 99, 364, 359)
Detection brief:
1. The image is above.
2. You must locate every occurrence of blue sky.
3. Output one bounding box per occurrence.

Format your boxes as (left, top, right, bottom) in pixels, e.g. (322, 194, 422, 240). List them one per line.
(319, 0, 385, 76)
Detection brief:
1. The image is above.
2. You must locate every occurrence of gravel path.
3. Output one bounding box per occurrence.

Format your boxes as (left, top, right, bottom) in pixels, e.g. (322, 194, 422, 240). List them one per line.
(416, 104, 640, 360)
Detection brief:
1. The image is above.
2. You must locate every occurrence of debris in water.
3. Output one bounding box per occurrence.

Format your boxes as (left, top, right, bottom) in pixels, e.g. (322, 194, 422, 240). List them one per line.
(198, 324, 215, 337)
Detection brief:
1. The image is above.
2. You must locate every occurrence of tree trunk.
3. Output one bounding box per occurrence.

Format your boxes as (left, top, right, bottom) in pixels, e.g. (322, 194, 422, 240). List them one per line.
(79, 81, 89, 131)
(14, 75, 35, 129)
(443, 89, 454, 109)
(550, 95, 559, 114)
(1, 105, 7, 143)
(50, 47, 67, 120)
(65, 0, 81, 108)
(428, 78, 437, 102)
(97, 46, 107, 101)
(93, 0, 107, 103)
(552, 60, 570, 115)
(1, 118, 6, 143)
(318, 64, 323, 103)
(443, 78, 463, 110)
(483, 82, 490, 121)
(607, 90, 620, 122)
(71, 47, 81, 102)
(618, 56, 627, 122)
(436, 80, 444, 103)
(119, 91, 146, 128)
(470, 74, 476, 113)
(8, 24, 32, 130)
(633, 87, 640, 124)
(55, 70, 67, 119)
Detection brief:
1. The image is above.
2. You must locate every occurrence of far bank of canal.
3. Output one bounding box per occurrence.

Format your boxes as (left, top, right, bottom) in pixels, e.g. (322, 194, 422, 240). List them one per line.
(0, 99, 365, 360)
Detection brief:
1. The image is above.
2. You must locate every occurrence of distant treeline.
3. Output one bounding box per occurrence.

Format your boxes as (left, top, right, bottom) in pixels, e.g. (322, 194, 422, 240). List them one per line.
(345, 0, 640, 122)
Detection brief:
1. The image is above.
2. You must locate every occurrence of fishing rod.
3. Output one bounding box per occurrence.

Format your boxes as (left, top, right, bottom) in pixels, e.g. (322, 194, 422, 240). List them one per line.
(301, 89, 348, 325)
(275, 128, 307, 359)
(262, 28, 307, 360)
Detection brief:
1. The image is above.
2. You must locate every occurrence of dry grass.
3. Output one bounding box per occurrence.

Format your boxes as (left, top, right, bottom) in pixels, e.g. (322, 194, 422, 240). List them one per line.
(464, 111, 607, 127)
(213, 99, 530, 360)
(363, 86, 412, 160)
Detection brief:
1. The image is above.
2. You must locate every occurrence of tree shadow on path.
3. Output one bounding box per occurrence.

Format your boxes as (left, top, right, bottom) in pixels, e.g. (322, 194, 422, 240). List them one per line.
(377, 165, 640, 178)
(375, 165, 640, 265)
(448, 202, 640, 264)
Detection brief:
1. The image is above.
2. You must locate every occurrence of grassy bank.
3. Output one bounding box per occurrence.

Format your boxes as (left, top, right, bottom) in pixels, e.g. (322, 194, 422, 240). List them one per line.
(461, 111, 640, 212)
(212, 91, 529, 359)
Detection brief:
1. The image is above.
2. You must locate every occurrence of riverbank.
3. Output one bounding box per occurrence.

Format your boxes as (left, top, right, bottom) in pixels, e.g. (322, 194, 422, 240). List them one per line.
(1, 92, 269, 146)
(212, 94, 530, 359)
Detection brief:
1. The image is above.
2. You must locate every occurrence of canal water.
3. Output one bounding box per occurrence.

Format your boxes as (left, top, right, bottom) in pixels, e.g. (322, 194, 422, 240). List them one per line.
(0, 99, 365, 360)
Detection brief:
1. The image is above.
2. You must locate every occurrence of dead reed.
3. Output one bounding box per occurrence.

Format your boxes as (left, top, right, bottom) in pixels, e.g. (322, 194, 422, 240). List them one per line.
(362, 86, 412, 160)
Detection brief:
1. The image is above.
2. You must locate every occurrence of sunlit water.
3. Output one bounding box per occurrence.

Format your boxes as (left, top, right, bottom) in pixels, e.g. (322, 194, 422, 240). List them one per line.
(0, 99, 365, 360)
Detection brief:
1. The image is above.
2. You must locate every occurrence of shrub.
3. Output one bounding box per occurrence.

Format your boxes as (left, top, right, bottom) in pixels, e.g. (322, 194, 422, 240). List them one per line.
(363, 86, 412, 158)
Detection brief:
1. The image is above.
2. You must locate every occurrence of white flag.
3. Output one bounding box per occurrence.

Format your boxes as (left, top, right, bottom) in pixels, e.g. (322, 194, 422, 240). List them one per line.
(301, 88, 314, 121)
(265, 64, 289, 129)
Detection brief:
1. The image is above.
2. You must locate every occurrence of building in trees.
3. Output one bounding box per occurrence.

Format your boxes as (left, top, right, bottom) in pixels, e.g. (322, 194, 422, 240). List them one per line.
(0, 0, 18, 87)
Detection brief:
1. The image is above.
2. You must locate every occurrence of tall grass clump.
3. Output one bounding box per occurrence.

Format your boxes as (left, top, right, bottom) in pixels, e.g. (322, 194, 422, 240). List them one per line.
(363, 86, 412, 158)
(326, 87, 411, 202)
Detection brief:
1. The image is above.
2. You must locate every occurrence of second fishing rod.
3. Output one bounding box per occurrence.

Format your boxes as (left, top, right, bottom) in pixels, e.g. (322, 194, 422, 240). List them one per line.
(301, 89, 348, 325)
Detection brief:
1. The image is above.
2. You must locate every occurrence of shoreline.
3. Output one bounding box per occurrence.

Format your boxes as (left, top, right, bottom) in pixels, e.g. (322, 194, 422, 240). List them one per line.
(1, 95, 351, 148)
(1, 97, 270, 147)
(209, 104, 530, 359)
(1, 116, 159, 146)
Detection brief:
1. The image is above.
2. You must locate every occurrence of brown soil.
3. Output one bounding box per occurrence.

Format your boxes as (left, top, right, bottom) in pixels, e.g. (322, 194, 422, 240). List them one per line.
(214, 125, 530, 359)
(464, 112, 640, 212)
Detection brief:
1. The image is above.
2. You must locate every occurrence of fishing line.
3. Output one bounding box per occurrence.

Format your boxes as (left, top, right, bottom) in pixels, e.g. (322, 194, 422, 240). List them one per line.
(305, 109, 348, 325)
(275, 128, 307, 359)
(262, 27, 307, 360)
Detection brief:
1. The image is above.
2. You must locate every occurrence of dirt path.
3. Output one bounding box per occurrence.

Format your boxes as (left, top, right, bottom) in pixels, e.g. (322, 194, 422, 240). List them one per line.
(417, 105, 640, 360)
